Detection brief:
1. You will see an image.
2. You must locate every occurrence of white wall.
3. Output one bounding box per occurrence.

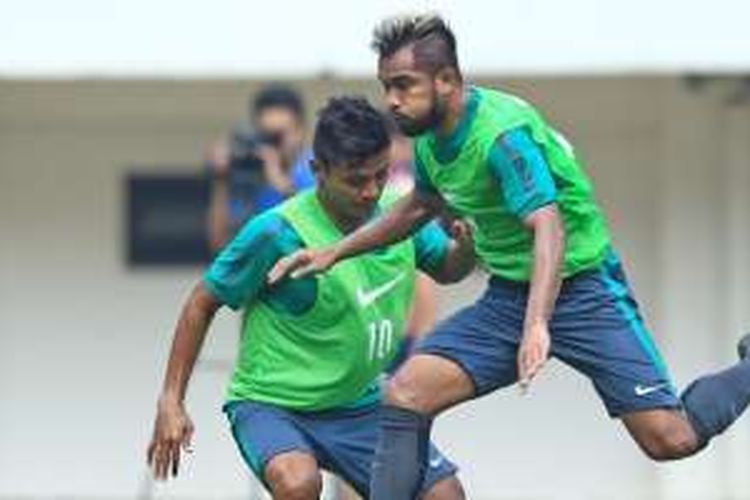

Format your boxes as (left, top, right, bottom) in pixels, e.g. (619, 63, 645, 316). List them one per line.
(1, 77, 748, 499)
(4, 0, 750, 76)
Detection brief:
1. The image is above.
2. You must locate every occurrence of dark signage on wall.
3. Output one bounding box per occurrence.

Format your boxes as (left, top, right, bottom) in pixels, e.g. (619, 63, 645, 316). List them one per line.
(126, 172, 211, 266)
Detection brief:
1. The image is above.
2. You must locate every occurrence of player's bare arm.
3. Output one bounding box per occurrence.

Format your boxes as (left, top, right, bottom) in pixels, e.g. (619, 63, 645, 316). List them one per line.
(268, 187, 443, 283)
(147, 283, 220, 480)
(518, 204, 565, 389)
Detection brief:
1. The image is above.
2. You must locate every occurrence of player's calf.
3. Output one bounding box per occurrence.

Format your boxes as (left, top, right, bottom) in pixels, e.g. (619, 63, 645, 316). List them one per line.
(678, 334, 750, 451)
(265, 451, 322, 500)
(371, 355, 473, 500)
(622, 410, 700, 461)
(737, 332, 750, 360)
(623, 334, 750, 461)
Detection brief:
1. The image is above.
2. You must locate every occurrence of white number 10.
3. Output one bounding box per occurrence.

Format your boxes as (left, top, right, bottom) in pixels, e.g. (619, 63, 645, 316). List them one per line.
(368, 319, 394, 362)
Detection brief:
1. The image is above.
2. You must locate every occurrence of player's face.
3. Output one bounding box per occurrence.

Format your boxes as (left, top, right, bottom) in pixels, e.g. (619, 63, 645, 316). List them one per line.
(317, 148, 391, 226)
(378, 47, 444, 137)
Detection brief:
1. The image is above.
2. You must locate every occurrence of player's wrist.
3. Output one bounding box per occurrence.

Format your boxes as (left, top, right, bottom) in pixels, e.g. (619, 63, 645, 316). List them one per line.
(523, 317, 549, 332)
(158, 391, 184, 409)
(327, 243, 345, 264)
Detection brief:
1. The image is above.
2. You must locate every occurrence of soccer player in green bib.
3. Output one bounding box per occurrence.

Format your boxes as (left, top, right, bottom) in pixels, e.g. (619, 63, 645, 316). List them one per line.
(146, 97, 474, 499)
(269, 14, 750, 499)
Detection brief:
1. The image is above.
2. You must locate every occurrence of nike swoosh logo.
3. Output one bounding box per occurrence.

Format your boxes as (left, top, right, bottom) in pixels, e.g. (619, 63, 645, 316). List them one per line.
(634, 383, 668, 397)
(429, 456, 444, 468)
(356, 272, 406, 308)
(442, 192, 457, 206)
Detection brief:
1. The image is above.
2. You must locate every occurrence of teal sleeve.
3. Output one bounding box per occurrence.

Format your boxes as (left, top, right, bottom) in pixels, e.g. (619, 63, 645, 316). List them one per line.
(203, 210, 303, 310)
(412, 220, 450, 275)
(412, 154, 438, 194)
(488, 127, 557, 219)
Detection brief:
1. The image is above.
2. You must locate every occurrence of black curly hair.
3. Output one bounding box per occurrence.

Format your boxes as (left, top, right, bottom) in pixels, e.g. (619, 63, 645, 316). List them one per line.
(371, 13, 461, 78)
(313, 96, 391, 169)
(250, 84, 305, 122)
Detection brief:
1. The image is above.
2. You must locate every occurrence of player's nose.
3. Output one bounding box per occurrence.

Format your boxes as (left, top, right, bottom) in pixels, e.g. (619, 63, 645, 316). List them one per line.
(360, 180, 381, 203)
(385, 90, 401, 111)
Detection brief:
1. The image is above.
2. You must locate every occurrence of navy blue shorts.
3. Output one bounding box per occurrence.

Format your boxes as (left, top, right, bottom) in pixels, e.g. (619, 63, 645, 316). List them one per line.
(417, 250, 680, 417)
(224, 400, 457, 497)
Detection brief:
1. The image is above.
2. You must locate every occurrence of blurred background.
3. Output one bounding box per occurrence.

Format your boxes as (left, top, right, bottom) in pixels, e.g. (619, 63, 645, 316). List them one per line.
(2, 1, 749, 499)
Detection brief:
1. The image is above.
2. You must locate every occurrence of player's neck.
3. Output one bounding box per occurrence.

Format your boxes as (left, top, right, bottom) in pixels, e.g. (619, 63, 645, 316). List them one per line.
(315, 189, 367, 235)
(436, 85, 468, 137)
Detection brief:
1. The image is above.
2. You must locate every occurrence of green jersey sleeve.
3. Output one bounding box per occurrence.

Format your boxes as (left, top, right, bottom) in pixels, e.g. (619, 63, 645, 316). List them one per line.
(488, 126, 558, 219)
(412, 219, 450, 275)
(203, 210, 303, 310)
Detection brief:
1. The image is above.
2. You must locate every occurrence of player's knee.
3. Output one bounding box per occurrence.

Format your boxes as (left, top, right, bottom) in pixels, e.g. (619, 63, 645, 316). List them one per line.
(266, 457, 322, 500)
(385, 369, 431, 414)
(270, 472, 322, 500)
(639, 423, 698, 461)
(421, 476, 466, 500)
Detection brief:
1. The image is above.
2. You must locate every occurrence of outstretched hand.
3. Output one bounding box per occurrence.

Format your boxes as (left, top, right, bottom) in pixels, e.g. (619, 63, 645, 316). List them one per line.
(518, 322, 551, 394)
(448, 219, 474, 248)
(267, 246, 339, 285)
(147, 399, 194, 480)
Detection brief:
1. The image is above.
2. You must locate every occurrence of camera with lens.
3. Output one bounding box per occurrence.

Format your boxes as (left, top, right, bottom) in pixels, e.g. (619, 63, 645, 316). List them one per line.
(225, 124, 284, 220)
(228, 123, 283, 173)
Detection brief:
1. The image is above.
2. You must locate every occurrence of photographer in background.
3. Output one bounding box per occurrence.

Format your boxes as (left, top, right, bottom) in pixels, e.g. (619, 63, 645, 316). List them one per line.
(207, 85, 314, 251)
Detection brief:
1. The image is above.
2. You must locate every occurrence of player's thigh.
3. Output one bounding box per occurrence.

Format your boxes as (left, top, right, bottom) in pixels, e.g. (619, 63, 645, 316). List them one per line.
(411, 282, 524, 412)
(224, 400, 320, 490)
(550, 252, 680, 418)
(386, 354, 474, 414)
(300, 404, 459, 498)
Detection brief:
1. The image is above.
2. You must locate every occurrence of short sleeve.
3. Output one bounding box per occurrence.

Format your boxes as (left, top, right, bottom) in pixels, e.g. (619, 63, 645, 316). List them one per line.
(203, 210, 301, 310)
(412, 220, 450, 275)
(488, 127, 557, 219)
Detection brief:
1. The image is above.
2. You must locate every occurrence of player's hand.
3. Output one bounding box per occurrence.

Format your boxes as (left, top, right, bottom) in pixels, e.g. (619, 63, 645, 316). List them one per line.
(449, 219, 473, 244)
(449, 219, 475, 255)
(147, 398, 194, 480)
(518, 321, 551, 393)
(258, 146, 293, 195)
(267, 247, 339, 284)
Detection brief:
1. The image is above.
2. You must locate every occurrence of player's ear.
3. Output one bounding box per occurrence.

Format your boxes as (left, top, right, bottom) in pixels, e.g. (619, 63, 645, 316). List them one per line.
(311, 159, 327, 181)
(434, 67, 460, 95)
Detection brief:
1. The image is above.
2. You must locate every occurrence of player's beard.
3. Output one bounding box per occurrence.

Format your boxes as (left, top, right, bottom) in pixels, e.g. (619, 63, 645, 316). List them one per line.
(393, 90, 445, 137)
